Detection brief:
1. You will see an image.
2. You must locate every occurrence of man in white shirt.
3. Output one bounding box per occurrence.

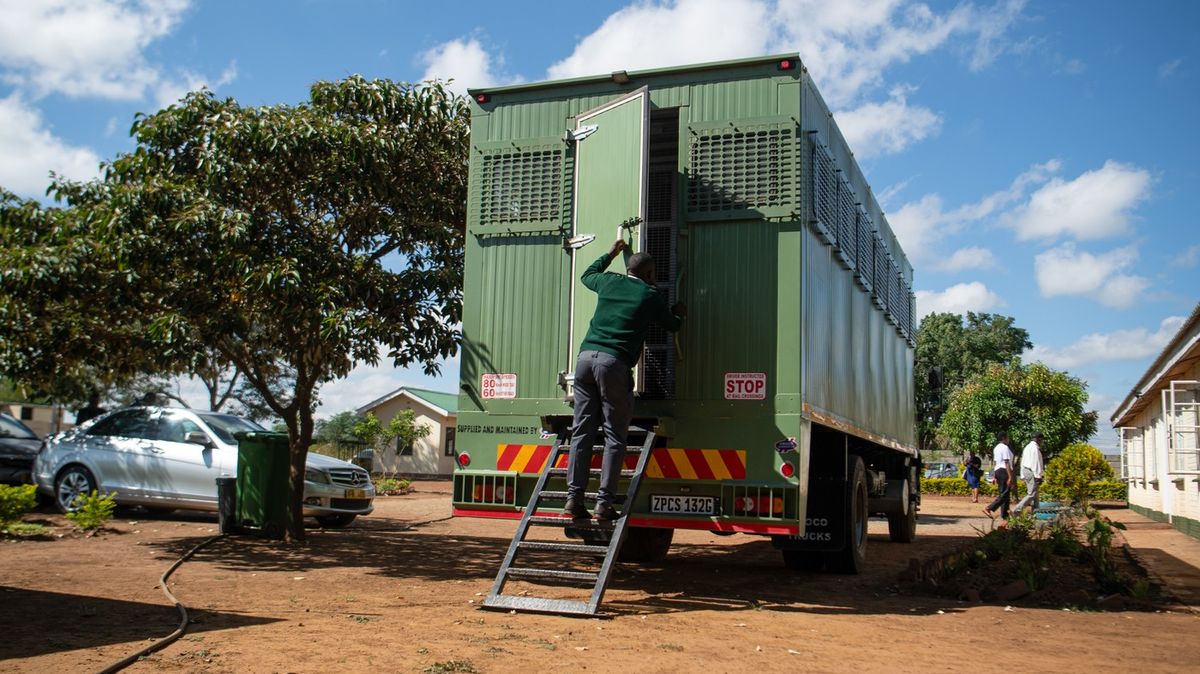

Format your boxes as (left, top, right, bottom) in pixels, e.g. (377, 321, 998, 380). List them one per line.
(1014, 432, 1045, 515)
(984, 432, 1016, 520)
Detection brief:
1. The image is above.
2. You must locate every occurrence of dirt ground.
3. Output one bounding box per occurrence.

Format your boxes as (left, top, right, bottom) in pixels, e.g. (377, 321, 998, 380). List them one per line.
(1, 486, 1196, 673)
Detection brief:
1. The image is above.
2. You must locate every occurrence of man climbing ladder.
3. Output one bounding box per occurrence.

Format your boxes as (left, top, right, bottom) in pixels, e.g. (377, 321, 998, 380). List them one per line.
(565, 238, 686, 521)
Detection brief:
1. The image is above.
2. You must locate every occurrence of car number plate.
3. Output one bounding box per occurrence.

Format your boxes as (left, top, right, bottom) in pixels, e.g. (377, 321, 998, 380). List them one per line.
(344, 488, 367, 498)
(650, 495, 715, 515)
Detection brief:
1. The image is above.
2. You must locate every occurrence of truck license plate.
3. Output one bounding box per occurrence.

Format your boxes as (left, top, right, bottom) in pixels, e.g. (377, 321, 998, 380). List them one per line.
(651, 495, 715, 515)
(344, 488, 367, 498)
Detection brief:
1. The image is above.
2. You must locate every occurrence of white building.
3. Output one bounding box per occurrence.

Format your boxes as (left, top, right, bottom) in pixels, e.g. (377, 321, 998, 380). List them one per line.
(355, 387, 457, 477)
(1112, 304, 1200, 540)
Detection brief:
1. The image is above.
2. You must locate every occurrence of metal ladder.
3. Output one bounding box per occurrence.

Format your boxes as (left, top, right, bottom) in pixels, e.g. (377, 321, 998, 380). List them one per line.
(481, 426, 657, 617)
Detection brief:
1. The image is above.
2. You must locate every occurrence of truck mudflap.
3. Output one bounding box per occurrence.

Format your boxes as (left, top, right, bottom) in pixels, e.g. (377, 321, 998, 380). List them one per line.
(769, 471, 846, 552)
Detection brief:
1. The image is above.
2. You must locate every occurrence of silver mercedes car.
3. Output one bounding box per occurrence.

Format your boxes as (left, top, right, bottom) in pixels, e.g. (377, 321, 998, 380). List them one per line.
(34, 406, 374, 527)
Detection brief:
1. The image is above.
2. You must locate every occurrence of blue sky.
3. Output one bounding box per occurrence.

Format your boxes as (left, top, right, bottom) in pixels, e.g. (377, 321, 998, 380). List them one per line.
(1, 1, 1196, 452)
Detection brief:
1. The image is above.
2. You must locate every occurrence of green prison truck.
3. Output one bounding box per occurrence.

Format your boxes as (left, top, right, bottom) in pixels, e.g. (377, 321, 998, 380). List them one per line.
(452, 54, 918, 573)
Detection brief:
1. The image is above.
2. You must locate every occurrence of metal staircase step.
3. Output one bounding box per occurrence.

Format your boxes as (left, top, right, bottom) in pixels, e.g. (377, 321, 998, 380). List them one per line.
(482, 594, 591, 616)
(538, 490, 598, 501)
(517, 540, 609, 556)
(527, 515, 616, 529)
(546, 468, 636, 478)
(506, 567, 599, 583)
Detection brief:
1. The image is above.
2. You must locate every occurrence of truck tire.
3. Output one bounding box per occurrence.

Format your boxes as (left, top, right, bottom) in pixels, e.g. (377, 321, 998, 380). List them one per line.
(620, 527, 674, 563)
(887, 478, 917, 543)
(825, 455, 867, 574)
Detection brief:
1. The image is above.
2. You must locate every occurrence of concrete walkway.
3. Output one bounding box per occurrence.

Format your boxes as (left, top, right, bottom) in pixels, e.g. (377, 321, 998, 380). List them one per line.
(1107, 508, 1200, 614)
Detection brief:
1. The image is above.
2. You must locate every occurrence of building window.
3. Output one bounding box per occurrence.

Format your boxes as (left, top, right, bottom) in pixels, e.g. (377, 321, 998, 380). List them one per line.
(20, 406, 34, 420)
(444, 428, 456, 457)
(397, 436, 413, 456)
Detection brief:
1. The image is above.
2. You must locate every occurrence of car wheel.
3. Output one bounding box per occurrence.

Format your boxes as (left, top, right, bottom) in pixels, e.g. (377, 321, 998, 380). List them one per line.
(55, 465, 97, 514)
(315, 513, 358, 528)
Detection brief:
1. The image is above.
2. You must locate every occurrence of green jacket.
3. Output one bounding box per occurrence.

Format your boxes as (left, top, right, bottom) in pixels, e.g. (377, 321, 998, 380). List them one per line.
(579, 254, 682, 367)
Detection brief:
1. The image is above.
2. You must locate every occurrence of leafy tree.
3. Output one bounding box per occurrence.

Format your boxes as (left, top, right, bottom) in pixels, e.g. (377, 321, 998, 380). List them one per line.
(0, 77, 468, 540)
(938, 360, 1098, 462)
(1042, 443, 1115, 504)
(314, 411, 364, 444)
(354, 410, 430, 455)
(915, 312, 1032, 450)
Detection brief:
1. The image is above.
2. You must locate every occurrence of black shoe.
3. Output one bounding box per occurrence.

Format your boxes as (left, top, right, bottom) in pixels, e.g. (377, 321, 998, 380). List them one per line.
(594, 502, 620, 521)
(563, 497, 590, 521)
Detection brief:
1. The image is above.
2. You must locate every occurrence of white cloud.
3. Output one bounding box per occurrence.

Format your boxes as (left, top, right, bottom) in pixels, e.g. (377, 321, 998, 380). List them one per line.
(0, 94, 100, 195)
(154, 60, 238, 109)
(932, 246, 999, 272)
(887, 159, 1059, 262)
(546, 0, 770, 82)
(1028, 315, 1186, 369)
(420, 37, 520, 96)
(0, 0, 191, 100)
(1159, 58, 1182, 80)
(545, 0, 1026, 107)
(1006, 160, 1151, 241)
(1169, 243, 1199, 268)
(1033, 243, 1150, 309)
(835, 85, 941, 158)
(915, 281, 1004, 318)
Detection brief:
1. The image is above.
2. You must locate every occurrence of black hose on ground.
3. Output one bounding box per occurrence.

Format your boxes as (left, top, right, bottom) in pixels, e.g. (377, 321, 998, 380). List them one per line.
(96, 533, 224, 674)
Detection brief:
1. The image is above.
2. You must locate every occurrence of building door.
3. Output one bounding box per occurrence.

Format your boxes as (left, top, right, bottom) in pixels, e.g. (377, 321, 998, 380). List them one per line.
(567, 86, 649, 387)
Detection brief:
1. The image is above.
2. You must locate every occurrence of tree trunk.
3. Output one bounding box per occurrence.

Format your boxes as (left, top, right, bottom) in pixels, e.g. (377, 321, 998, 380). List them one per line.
(283, 406, 315, 542)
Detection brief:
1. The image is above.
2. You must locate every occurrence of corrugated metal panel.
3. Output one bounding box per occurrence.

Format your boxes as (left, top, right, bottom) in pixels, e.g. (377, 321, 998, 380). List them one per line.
(485, 99, 570, 142)
(679, 220, 778, 400)
(688, 78, 778, 123)
(462, 235, 566, 402)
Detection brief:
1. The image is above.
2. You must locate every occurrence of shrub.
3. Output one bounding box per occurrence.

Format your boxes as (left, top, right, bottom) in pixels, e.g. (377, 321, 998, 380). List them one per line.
(373, 477, 412, 495)
(1043, 443, 1115, 504)
(920, 477, 1027, 497)
(0, 484, 38, 524)
(65, 491, 117, 531)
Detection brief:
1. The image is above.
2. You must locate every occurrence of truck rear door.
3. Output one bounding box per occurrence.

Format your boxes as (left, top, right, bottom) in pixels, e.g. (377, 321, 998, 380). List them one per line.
(567, 87, 649, 383)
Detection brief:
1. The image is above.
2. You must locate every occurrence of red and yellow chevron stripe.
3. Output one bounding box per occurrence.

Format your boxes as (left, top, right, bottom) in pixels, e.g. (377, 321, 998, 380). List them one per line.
(495, 444, 746, 481)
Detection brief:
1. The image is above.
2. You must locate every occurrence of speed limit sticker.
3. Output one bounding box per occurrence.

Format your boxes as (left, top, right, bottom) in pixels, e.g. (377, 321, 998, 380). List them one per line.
(481, 373, 517, 399)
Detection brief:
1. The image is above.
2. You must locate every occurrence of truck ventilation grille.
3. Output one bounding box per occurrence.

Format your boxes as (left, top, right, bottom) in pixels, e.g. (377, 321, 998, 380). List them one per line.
(685, 123, 797, 216)
(478, 146, 563, 226)
(811, 139, 838, 244)
(854, 208, 873, 292)
(835, 177, 857, 270)
(872, 235, 890, 312)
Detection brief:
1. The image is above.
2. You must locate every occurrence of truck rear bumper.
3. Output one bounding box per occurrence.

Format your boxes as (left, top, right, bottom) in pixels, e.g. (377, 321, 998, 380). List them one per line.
(451, 505, 800, 535)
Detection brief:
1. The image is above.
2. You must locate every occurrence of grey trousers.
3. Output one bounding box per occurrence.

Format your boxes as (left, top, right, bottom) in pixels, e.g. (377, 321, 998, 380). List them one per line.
(566, 350, 633, 508)
(1014, 468, 1040, 515)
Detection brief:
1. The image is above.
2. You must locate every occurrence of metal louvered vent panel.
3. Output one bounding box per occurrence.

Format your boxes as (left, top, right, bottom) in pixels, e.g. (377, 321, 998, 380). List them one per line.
(834, 178, 856, 269)
(854, 209, 873, 290)
(810, 139, 837, 244)
(686, 123, 797, 215)
(642, 347, 674, 399)
(873, 235, 889, 310)
(479, 146, 564, 226)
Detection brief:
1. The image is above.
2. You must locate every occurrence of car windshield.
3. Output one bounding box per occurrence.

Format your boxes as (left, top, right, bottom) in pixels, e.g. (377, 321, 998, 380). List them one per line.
(0, 414, 38, 440)
(195, 412, 266, 445)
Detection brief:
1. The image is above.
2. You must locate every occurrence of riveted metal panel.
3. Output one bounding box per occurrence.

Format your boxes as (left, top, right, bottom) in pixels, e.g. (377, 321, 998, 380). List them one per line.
(678, 220, 779, 401)
(460, 233, 567, 405)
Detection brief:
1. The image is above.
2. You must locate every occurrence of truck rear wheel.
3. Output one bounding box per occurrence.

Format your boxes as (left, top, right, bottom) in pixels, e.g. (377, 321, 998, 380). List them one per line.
(825, 455, 867, 574)
(620, 527, 673, 563)
(887, 478, 917, 543)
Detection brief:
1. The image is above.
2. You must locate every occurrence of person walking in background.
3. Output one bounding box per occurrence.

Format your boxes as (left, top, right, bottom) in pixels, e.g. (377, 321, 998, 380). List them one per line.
(964, 451, 984, 503)
(1014, 432, 1045, 515)
(984, 432, 1016, 520)
(74, 390, 106, 425)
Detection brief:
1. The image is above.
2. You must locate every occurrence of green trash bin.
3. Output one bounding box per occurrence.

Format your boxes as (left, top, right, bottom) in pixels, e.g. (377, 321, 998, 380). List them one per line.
(235, 431, 291, 539)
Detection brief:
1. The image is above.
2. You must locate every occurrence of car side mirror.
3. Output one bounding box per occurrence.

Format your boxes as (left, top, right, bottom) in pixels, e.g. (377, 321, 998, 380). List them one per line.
(185, 431, 213, 447)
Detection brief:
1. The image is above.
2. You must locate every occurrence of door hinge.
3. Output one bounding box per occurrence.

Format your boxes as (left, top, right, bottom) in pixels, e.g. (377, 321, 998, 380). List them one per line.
(564, 124, 598, 144)
(564, 233, 595, 250)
